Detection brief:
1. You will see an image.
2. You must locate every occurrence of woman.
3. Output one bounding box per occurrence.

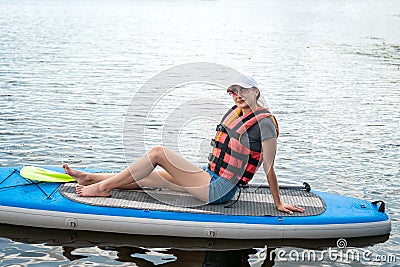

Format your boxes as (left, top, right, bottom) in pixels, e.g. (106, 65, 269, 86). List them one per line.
(64, 74, 304, 214)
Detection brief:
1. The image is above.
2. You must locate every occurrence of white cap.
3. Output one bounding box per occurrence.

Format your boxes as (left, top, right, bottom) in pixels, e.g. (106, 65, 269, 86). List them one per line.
(228, 74, 259, 89)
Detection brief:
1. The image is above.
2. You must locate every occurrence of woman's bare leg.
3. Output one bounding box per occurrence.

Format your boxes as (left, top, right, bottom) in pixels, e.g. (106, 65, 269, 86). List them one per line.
(75, 146, 211, 201)
(136, 170, 187, 192)
(63, 164, 140, 190)
(63, 164, 115, 185)
(63, 164, 186, 191)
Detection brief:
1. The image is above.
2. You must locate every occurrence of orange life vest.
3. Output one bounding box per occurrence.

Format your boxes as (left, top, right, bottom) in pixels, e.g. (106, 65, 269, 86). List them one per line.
(208, 106, 279, 185)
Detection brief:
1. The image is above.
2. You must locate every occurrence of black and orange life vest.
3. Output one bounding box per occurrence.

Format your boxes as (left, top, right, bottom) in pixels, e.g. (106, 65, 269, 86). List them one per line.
(208, 106, 279, 185)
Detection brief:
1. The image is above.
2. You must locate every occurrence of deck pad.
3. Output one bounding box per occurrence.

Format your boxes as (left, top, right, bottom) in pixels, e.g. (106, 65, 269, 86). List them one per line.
(60, 183, 326, 217)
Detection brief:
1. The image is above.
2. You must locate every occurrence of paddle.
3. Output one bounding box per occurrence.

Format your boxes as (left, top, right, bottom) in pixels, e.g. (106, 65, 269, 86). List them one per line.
(20, 166, 75, 183)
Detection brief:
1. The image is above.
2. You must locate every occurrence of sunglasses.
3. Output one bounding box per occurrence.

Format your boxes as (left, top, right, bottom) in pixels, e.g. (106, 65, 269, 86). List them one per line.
(227, 87, 252, 96)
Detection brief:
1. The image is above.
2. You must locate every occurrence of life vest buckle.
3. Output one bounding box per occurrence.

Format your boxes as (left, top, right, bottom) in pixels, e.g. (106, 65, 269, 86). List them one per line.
(210, 139, 217, 148)
(215, 124, 226, 132)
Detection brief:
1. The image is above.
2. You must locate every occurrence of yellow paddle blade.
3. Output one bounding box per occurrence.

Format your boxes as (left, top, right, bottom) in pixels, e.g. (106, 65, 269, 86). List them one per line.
(20, 166, 75, 183)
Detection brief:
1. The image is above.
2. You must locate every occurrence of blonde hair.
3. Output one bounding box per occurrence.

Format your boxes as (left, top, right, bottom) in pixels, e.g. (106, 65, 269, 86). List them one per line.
(255, 88, 263, 107)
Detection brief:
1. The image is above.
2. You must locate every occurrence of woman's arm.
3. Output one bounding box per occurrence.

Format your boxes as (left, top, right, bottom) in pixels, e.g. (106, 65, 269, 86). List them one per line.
(262, 138, 304, 214)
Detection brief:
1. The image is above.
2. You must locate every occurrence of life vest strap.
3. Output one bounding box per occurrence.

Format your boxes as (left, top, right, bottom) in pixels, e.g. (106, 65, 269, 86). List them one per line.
(215, 124, 226, 132)
(228, 108, 271, 133)
(210, 139, 251, 159)
(208, 154, 244, 174)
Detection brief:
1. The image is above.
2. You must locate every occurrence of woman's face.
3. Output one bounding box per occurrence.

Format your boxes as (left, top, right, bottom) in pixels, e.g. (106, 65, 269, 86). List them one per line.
(227, 85, 259, 108)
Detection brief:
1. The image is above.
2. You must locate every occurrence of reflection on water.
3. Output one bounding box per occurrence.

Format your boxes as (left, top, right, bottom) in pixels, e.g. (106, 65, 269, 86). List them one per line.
(0, 224, 390, 267)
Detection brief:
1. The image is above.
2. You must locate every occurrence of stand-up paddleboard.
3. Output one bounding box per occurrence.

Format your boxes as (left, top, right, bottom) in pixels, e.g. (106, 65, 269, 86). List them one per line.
(0, 167, 391, 239)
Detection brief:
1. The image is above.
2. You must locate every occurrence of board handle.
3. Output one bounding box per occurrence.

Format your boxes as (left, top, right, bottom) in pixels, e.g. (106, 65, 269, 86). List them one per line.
(243, 182, 311, 192)
(371, 200, 386, 213)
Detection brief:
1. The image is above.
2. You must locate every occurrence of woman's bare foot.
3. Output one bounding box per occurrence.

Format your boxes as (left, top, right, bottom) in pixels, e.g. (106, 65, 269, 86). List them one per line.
(76, 183, 112, 197)
(63, 164, 93, 185)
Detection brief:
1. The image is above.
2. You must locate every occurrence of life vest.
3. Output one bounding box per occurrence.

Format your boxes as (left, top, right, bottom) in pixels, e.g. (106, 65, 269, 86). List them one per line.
(208, 106, 279, 185)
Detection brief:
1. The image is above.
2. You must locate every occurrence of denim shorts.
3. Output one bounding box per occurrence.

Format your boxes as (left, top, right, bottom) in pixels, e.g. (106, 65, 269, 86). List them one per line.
(203, 167, 238, 205)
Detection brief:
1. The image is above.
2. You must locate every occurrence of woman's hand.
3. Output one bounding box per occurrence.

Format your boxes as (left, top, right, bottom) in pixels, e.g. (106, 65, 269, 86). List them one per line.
(276, 203, 305, 215)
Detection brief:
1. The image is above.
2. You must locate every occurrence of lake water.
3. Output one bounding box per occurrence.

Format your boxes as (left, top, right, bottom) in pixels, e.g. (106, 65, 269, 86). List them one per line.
(0, 0, 399, 266)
